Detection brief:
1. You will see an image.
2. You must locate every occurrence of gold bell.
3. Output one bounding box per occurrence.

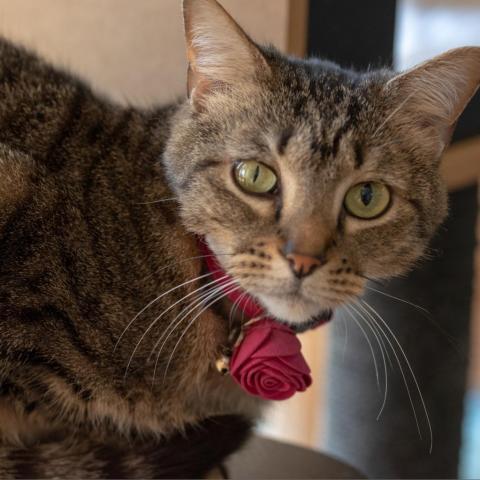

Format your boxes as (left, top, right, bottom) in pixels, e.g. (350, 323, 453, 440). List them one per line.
(215, 355, 230, 375)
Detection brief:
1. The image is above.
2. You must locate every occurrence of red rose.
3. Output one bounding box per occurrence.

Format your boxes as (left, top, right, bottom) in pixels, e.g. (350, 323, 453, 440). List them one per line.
(230, 319, 312, 401)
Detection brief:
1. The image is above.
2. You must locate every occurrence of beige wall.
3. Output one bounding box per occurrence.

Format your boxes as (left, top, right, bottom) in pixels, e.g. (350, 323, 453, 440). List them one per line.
(0, 0, 289, 105)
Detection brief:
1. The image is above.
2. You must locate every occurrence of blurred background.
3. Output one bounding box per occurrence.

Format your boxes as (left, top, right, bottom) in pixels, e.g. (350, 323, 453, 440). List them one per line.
(0, 0, 478, 477)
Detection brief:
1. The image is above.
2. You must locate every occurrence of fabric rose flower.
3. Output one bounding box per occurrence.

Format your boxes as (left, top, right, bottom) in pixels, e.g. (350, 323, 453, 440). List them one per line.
(230, 319, 312, 401)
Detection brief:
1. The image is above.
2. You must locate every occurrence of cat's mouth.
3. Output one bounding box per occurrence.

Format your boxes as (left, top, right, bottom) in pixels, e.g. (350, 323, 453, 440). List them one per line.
(198, 238, 333, 332)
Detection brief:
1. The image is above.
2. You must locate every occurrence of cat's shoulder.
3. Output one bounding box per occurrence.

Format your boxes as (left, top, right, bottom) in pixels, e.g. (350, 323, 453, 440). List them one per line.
(0, 36, 53, 69)
(0, 35, 94, 97)
(0, 144, 38, 223)
(0, 36, 46, 74)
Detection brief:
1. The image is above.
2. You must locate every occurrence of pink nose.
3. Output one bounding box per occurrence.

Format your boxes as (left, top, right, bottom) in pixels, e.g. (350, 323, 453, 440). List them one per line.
(286, 253, 322, 279)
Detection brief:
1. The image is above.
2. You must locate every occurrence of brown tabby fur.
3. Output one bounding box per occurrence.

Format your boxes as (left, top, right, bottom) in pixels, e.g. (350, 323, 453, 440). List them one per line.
(0, 37, 258, 478)
(0, 0, 479, 477)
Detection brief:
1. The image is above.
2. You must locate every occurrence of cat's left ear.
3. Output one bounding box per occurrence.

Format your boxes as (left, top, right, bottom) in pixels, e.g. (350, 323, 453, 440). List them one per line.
(387, 47, 480, 152)
(182, 0, 270, 110)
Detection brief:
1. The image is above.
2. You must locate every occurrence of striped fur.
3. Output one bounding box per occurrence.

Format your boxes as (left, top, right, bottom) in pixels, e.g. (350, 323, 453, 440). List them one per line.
(0, 38, 258, 477)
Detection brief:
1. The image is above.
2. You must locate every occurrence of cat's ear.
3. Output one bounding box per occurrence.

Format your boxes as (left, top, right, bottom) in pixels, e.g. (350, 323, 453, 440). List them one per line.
(182, 0, 269, 110)
(387, 47, 480, 151)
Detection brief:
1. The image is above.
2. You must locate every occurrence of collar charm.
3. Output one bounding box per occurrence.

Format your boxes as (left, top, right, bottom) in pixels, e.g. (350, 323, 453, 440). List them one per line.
(199, 238, 327, 401)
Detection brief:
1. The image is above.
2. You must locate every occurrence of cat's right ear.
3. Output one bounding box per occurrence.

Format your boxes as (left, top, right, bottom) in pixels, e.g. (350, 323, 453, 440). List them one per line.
(182, 0, 269, 110)
(386, 47, 480, 155)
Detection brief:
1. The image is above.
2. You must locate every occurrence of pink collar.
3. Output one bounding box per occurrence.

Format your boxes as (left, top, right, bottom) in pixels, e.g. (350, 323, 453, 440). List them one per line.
(198, 238, 265, 320)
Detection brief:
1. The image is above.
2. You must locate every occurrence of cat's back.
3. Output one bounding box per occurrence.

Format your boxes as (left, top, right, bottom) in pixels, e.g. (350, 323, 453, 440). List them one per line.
(0, 144, 38, 228)
(0, 36, 111, 265)
(0, 35, 175, 316)
(0, 36, 129, 173)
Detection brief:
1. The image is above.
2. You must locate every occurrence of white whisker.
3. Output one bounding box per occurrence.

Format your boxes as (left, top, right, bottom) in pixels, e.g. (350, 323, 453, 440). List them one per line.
(352, 301, 389, 419)
(151, 280, 238, 384)
(114, 270, 219, 353)
(135, 197, 178, 205)
(344, 304, 380, 392)
(364, 285, 430, 315)
(362, 299, 433, 453)
(373, 91, 415, 138)
(357, 301, 394, 370)
(149, 279, 236, 364)
(366, 285, 461, 354)
(338, 310, 349, 362)
(123, 275, 229, 379)
(161, 284, 241, 384)
(229, 291, 248, 330)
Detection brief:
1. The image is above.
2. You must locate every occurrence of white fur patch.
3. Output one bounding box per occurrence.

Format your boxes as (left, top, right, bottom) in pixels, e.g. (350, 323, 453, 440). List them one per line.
(256, 292, 330, 325)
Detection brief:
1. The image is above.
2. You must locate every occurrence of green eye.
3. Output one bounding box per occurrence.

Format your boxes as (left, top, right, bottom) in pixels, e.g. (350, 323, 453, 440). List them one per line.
(344, 182, 391, 219)
(234, 160, 278, 195)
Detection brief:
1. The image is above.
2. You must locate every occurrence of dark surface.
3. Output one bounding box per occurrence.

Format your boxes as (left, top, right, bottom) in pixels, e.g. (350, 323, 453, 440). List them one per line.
(307, 0, 396, 70)
(453, 92, 480, 143)
(228, 436, 365, 479)
(307, 0, 480, 142)
(325, 186, 477, 477)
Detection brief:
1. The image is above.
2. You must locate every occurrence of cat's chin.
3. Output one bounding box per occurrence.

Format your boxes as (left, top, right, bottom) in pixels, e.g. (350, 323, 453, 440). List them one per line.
(255, 293, 333, 332)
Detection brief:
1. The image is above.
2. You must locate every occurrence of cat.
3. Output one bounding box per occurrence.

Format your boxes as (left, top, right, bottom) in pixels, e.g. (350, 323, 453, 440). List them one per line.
(0, 0, 478, 477)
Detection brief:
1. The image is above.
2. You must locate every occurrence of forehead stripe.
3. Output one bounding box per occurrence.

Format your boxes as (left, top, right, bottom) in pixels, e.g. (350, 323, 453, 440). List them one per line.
(277, 127, 293, 156)
(354, 142, 364, 169)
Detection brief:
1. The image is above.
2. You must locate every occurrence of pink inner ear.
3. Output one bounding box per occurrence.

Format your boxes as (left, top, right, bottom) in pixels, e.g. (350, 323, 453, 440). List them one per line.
(189, 75, 229, 111)
(387, 47, 480, 148)
(190, 78, 211, 111)
(183, 0, 271, 110)
(186, 64, 197, 99)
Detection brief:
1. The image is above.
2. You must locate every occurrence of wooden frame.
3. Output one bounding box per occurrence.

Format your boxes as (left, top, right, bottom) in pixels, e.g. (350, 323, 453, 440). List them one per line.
(287, 0, 309, 57)
(441, 136, 480, 191)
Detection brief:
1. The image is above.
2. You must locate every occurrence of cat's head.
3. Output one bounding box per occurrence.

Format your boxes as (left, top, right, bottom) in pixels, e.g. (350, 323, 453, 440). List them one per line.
(164, 0, 480, 327)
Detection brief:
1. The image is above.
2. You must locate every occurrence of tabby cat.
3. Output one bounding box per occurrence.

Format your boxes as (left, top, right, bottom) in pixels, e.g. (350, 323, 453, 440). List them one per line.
(0, 0, 478, 477)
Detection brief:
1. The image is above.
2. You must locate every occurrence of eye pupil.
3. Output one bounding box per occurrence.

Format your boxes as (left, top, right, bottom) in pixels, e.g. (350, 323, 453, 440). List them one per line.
(234, 160, 278, 195)
(360, 183, 373, 206)
(344, 181, 390, 220)
(253, 165, 260, 183)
